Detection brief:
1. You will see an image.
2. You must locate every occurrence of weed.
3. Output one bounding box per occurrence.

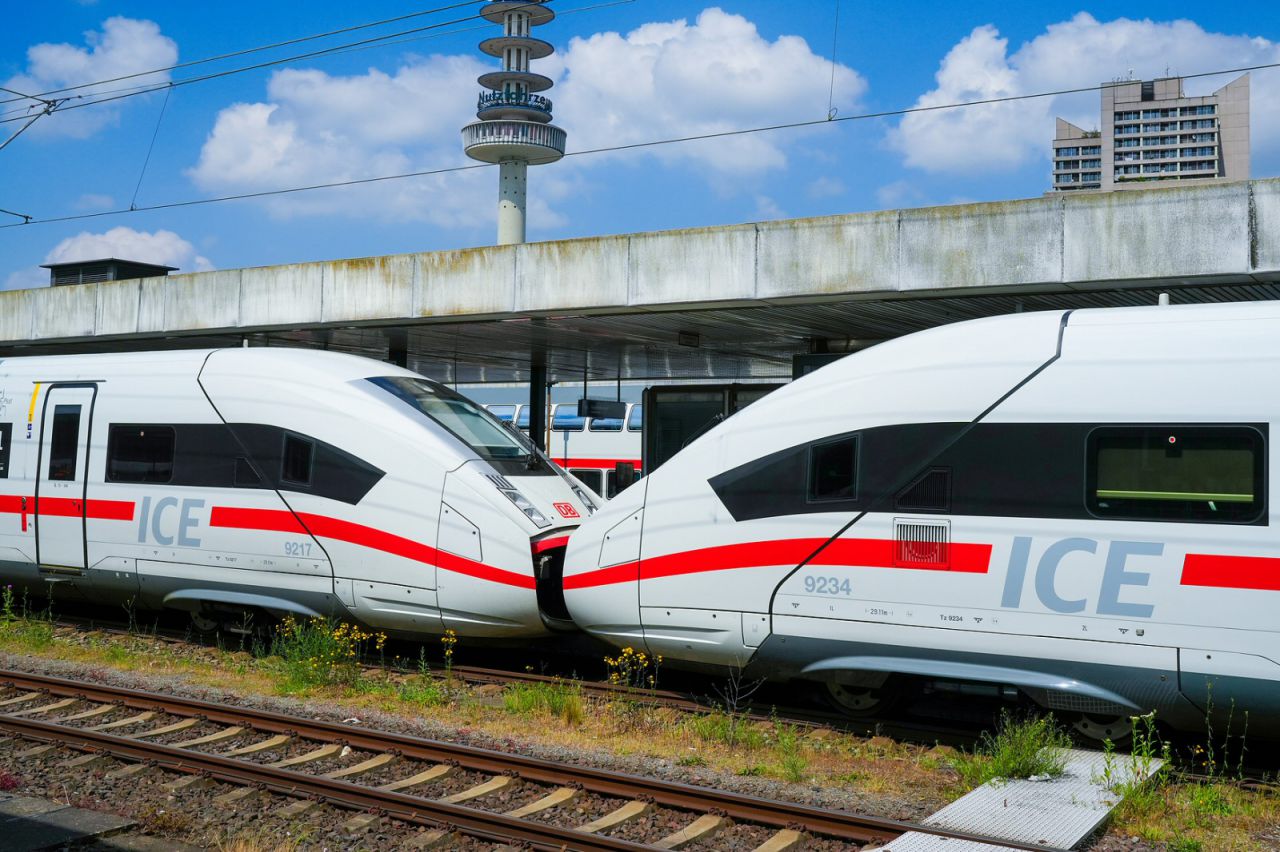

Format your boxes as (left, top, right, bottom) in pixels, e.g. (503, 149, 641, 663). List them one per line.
(687, 711, 764, 750)
(677, 753, 706, 767)
(775, 722, 808, 783)
(0, 586, 55, 652)
(441, 628, 458, 676)
(1167, 838, 1204, 852)
(954, 711, 1071, 787)
(502, 681, 584, 725)
(736, 764, 765, 776)
(603, 646, 661, 690)
(270, 616, 386, 692)
(135, 803, 193, 835)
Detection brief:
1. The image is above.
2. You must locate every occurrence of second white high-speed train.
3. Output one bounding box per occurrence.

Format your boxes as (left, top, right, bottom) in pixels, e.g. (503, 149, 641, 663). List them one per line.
(564, 302, 1280, 737)
(0, 348, 597, 638)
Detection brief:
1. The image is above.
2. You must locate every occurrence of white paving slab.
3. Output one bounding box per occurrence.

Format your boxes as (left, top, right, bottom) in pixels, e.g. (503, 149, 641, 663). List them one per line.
(922, 748, 1161, 849)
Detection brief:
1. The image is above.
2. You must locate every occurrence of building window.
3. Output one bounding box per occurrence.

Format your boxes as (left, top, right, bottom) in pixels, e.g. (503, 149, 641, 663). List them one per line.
(1055, 146, 1079, 157)
(1081, 146, 1101, 155)
(1081, 172, 1101, 182)
(281, 434, 314, 485)
(1115, 111, 1140, 121)
(106, 425, 175, 483)
(808, 436, 858, 502)
(48, 405, 81, 482)
(1087, 426, 1264, 523)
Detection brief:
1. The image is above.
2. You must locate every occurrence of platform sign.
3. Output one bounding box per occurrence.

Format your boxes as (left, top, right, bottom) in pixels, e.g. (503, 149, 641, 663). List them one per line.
(577, 398, 627, 419)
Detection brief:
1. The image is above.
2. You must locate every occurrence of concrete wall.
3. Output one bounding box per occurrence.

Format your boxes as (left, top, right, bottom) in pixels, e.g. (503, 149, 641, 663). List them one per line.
(3, 177, 1278, 346)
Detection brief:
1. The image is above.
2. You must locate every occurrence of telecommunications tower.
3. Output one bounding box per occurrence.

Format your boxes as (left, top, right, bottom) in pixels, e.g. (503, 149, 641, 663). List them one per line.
(462, 0, 566, 245)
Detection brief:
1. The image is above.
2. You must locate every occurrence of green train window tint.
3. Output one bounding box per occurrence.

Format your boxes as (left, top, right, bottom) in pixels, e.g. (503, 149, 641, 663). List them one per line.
(1087, 426, 1265, 523)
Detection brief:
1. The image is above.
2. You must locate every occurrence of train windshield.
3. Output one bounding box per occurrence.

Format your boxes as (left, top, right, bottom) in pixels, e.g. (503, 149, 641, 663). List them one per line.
(369, 377, 530, 462)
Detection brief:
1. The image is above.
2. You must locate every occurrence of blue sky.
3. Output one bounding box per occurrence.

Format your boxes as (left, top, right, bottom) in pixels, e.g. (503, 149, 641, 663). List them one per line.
(2, 0, 1277, 289)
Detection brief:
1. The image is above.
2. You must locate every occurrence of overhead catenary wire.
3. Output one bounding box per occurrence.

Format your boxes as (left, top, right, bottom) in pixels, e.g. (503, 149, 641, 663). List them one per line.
(0, 0, 629, 126)
(0, 0, 487, 104)
(3, 59, 1277, 230)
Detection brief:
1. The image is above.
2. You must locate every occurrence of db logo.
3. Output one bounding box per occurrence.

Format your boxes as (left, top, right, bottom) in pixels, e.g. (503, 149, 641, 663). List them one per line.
(553, 502, 580, 519)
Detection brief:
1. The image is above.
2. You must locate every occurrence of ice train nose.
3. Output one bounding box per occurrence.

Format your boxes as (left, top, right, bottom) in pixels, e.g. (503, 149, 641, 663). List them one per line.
(563, 480, 647, 647)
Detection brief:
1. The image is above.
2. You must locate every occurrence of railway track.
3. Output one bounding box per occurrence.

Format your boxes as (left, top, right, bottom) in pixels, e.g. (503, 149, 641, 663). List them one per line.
(44, 610, 986, 748)
(0, 668, 1062, 851)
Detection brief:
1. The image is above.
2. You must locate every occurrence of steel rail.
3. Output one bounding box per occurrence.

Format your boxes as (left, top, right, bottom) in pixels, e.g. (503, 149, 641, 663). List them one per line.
(0, 714, 649, 851)
(0, 668, 1063, 850)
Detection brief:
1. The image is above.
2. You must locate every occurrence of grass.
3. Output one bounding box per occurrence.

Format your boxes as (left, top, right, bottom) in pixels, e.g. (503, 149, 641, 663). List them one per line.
(953, 711, 1072, 787)
(502, 680, 585, 725)
(0, 584, 55, 652)
(269, 616, 386, 693)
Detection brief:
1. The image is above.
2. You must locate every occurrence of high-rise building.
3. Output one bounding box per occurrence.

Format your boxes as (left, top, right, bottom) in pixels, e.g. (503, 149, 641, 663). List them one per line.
(1051, 74, 1249, 193)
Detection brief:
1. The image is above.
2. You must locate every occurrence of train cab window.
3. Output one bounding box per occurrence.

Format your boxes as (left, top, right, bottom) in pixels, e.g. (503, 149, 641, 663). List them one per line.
(627, 404, 643, 432)
(589, 414, 623, 432)
(488, 404, 516, 423)
(368, 376, 531, 464)
(106, 425, 175, 483)
(281, 434, 314, 485)
(0, 423, 11, 478)
(48, 405, 81, 482)
(570, 468, 604, 495)
(808, 435, 858, 502)
(552, 404, 585, 432)
(1088, 426, 1265, 523)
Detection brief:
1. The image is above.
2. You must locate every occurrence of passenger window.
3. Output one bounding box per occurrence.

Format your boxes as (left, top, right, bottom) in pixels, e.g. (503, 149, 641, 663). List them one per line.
(106, 425, 175, 483)
(281, 434, 314, 485)
(589, 415, 623, 432)
(808, 435, 857, 502)
(0, 423, 10, 478)
(570, 468, 603, 495)
(1088, 426, 1264, 523)
(488, 404, 517, 423)
(48, 405, 81, 482)
(627, 405, 643, 432)
(516, 406, 530, 430)
(552, 404, 585, 432)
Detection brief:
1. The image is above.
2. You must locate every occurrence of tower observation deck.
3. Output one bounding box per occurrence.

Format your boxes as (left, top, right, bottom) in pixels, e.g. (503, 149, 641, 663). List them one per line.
(462, 0, 566, 245)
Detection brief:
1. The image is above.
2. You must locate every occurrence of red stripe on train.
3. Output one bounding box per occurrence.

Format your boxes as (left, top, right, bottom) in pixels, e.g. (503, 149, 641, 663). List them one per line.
(553, 458, 643, 469)
(564, 537, 993, 590)
(1181, 553, 1280, 592)
(0, 495, 134, 521)
(209, 506, 537, 590)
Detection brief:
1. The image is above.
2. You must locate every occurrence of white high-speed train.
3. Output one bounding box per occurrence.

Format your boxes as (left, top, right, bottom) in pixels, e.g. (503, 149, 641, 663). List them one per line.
(0, 348, 596, 638)
(564, 302, 1280, 737)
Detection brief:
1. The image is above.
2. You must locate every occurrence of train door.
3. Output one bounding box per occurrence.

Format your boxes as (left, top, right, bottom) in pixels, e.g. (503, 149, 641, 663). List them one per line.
(35, 385, 97, 573)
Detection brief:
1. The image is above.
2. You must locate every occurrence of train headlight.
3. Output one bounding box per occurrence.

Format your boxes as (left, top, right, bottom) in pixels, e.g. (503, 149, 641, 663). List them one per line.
(498, 487, 551, 528)
(571, 485, 598, 516)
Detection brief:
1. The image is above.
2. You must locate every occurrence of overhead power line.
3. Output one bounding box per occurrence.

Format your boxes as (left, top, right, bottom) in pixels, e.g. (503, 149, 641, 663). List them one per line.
(0, 1, 625, 126)
(0, 1, 486, 105)
(2, 60, 1276, 231)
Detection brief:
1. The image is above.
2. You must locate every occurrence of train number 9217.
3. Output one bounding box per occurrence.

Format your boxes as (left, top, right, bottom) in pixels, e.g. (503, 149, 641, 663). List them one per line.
(803, 575, 852, 596)
(284, 541, 313, 557)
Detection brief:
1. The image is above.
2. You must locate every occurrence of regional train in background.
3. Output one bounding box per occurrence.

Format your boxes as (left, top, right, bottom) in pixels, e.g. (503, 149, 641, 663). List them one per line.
(0, 348, 598, 639)
(564, 302, 1280, 738)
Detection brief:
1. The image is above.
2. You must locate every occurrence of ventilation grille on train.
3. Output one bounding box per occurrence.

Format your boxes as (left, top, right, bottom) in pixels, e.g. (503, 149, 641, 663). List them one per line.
(894, 519, 950, 568)
(896, 468, 951, 512)
(485, 474, 515, 490)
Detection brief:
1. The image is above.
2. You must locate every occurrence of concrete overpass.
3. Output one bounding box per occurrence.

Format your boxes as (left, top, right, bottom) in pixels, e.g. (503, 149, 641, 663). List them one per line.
(2, 177, 1278, 384)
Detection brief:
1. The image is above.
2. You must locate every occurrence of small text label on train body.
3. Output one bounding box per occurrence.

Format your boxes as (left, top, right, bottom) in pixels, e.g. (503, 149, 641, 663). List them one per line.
(137, 496, 204, 547)
(1000, 535, 1159, 618)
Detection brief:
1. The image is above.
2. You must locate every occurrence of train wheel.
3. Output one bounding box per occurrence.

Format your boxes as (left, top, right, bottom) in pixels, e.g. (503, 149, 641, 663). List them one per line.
(1072, 713, 1132, 743)
(189, 610, 221, 635)
(825, 679, 900, 718)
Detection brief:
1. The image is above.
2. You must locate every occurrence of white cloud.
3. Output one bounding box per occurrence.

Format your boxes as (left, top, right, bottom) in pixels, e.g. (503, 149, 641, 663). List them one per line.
(753, 195, 785, 219)
(555, 8, 866, 174)
(875, 179, 923, 209)
(187, 8, 866, 227)
(44, 227, 213, 272)
(806, 176, 846, 199)
(73, 193, 115, 211)
(2, 267, 48, 292)
(4, 17, 178, 139)
(889, 14, 1280, 174)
